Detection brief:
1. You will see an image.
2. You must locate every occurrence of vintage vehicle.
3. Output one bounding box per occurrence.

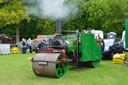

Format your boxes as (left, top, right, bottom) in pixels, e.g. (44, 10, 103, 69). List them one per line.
(102, 38, 124, 59)
(0, 34, 13, 44)
(31, 33, 102, 78)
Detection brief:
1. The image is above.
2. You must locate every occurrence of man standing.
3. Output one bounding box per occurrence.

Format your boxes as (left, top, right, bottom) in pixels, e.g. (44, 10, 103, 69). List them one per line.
(27, 38, 32, 53)
(21, 38, 27, 54)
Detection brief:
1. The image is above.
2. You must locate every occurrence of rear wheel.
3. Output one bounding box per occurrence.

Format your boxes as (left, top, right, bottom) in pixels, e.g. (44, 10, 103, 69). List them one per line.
(90, 61, 100, 68)
(85, 61, 100, 68)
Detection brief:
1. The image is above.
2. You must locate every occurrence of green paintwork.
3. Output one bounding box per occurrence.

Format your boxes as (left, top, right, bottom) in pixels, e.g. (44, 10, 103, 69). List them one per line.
(79, 33, 102, 67)
(125, 18, 128, 48)
(56, 55, 68, 78)
(63, 34, 77, 40)
(65, 40, 77, 53)
(63, 33, 102, 68)
(63, 34, 77, 53)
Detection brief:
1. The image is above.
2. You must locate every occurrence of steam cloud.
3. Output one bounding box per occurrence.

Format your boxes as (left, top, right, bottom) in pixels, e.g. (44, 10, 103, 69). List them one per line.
(25, 0, 78, 19)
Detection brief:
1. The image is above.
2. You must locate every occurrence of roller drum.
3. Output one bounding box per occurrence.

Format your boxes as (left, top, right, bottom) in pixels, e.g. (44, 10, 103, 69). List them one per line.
(32, 53, 68, 78)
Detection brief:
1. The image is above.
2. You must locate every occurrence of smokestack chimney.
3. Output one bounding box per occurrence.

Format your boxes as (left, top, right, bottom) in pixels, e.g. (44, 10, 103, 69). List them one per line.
(56, 19, 62, 34)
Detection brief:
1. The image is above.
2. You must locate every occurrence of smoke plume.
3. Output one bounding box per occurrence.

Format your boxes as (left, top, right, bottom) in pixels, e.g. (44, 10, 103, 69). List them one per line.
(25, 0, 78, 19)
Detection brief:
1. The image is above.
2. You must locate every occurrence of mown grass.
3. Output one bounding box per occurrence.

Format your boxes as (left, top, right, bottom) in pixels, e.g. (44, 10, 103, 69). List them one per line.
(0, 52, 128, 85)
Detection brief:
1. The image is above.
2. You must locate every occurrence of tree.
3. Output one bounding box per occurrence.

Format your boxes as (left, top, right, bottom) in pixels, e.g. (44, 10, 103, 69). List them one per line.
(2, 15, 56, 40)
(20, 15, 56, 39)
(63, 0, 128, 36)
(0, 0, 30, 44)
(1, 0, 128, 39)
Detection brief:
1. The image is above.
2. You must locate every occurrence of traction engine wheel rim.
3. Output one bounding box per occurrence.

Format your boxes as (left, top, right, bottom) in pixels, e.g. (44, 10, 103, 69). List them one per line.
(55, 55, 68, 78)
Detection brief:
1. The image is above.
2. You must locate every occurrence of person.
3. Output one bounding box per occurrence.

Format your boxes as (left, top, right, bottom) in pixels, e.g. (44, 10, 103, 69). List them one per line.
(36, 39, 47, 52)
(27, 38, 32, 53)
(18, 42, 21, 50)
(38, 39, 47, 49)
(21, 38, 27, 54)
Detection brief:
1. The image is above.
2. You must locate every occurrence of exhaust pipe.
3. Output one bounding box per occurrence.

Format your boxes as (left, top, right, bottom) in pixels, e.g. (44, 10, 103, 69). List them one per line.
(56, 19, 62, 34)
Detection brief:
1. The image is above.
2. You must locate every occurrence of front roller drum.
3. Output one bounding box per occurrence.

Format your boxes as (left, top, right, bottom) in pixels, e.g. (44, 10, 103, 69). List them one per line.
(32, 53, 68, 78)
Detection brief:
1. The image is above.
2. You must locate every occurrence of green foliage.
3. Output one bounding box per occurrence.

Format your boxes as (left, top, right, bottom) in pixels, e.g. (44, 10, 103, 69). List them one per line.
(2, 15, 56, 39)
(0, 0, 30, 27)
(0, 0, 55, 40)
(63, 0, 128, 35)
(1, 0, 128, 39)
(19, 15, 56, 39)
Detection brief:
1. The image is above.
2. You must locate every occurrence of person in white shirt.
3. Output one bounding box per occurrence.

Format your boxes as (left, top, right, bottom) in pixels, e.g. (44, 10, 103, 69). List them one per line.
(27, 38, 32, 53)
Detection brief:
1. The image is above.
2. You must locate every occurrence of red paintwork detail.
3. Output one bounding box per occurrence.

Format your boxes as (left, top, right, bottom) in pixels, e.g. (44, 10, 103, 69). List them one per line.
(97, 44, 101, 47)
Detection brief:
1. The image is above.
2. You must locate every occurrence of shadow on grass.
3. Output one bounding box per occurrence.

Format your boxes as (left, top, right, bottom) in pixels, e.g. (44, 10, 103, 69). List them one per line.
(31, 74, 60, 80)
(101, 59, 112, 61)
(69, 66, 91, 73)
(30, 66, 92, 80)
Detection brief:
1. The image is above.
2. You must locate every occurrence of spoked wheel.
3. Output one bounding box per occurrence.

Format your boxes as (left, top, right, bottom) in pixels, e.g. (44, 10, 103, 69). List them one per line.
(55, 56, 68, 78)
(32, 53, 69, 78)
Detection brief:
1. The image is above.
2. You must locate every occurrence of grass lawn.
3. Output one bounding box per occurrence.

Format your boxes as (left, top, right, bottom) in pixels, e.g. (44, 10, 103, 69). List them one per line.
(0, 52, 128, 85)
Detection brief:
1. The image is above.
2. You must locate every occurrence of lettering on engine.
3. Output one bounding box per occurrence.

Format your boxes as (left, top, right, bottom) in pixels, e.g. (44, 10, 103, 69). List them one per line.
(38, 61, 48, 66)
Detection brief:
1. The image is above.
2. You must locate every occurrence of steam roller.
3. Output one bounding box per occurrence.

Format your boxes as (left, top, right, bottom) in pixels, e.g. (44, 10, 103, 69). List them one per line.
(32, 32, 102, 78)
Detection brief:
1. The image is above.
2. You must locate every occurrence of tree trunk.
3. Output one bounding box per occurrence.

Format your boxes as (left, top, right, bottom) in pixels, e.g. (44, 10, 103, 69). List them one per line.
(16, 23, 20, 45)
